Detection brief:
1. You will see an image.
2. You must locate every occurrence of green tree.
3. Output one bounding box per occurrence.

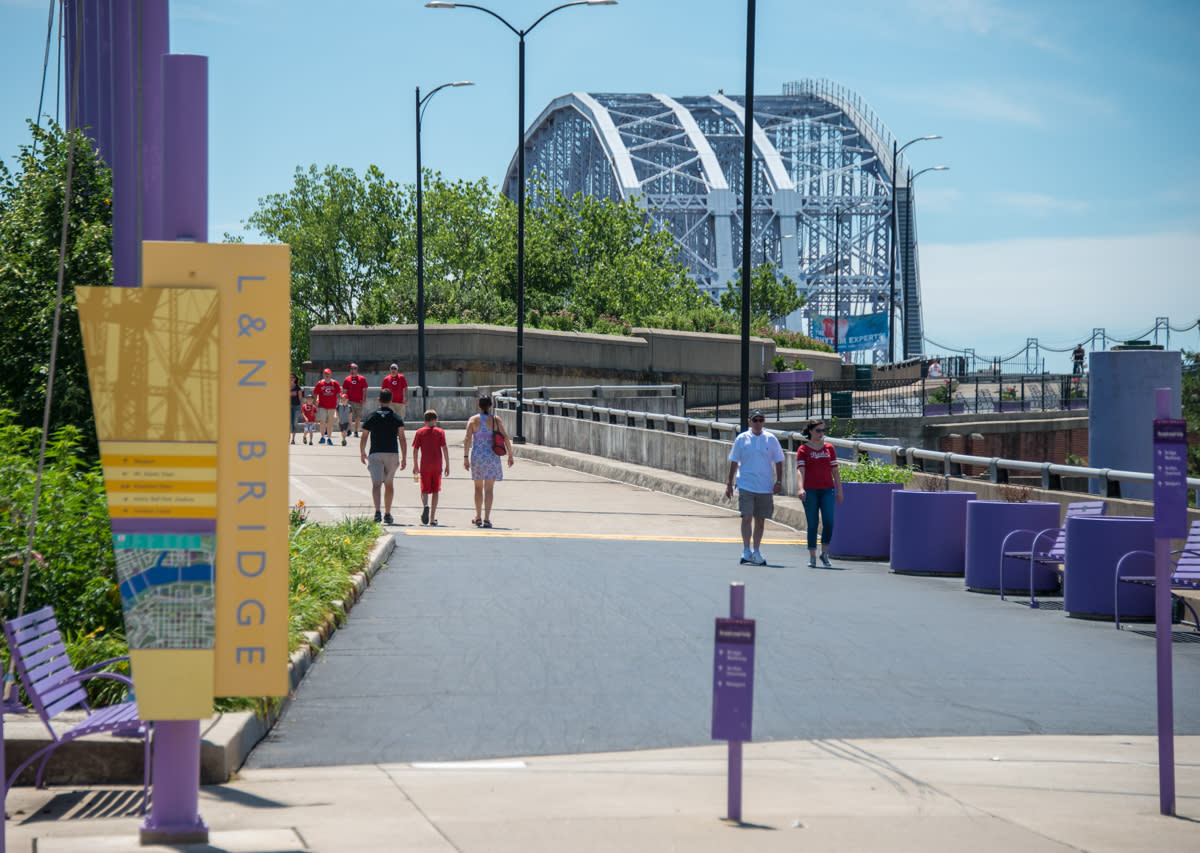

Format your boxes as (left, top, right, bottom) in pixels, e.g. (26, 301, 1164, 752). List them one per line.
(0, 120, 112, 450)
(240, 164, 405, 363)
(719, 262, 806, 326)
(1183, 347, 1199, 482)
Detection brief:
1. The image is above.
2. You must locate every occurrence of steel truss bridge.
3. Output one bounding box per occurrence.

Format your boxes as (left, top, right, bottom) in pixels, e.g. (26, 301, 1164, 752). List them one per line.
(505, 80, 927, 363)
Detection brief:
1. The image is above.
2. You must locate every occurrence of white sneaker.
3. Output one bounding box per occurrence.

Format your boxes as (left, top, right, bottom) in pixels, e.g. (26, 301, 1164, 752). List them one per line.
(819, 552, 833, 568)
(750, 550, 766, 566)
(741, 548, 753, 563)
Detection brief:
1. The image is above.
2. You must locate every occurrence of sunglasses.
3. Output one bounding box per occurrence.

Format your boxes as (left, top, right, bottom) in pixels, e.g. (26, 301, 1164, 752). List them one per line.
(750, 417, 765, 423)
(811, 427, 826, 433)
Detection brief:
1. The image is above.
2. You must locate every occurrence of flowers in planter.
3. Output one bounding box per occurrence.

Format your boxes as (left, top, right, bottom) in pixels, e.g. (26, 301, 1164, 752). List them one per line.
(1000, 386, 1018, 401)
(928, 379, 956, 404)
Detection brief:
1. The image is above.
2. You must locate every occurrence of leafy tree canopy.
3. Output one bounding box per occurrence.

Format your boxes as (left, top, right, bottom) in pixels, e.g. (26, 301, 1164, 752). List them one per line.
(720, 261, 806, 326)
(0, 120, 112, 452)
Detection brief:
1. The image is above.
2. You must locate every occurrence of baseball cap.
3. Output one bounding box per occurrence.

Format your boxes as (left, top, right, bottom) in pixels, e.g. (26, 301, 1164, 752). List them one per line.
(323, 368, 331, 375)
(390, 363, 399, 369)
(349, 362, 358, 369)
(749, 409, 764, 419)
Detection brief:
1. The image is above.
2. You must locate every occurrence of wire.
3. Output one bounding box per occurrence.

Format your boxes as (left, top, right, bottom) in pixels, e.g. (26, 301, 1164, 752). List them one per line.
(33, 0, 57, 145)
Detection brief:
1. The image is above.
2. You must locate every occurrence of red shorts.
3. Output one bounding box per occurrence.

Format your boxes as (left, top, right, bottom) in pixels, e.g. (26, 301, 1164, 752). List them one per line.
(419, 467, 442, 494)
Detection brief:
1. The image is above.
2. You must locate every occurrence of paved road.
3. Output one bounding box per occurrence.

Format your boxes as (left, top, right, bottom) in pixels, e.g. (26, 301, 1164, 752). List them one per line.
(254, 441, 1200, 769)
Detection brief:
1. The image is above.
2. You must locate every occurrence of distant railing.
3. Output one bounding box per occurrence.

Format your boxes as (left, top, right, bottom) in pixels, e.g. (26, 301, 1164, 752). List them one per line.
(493, 386, 1200, 505)
(679, 373, 1090, 421)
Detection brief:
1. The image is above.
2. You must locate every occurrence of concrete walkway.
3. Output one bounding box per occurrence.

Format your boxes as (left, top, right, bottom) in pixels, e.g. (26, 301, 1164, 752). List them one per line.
(5, 436, 1199, 852)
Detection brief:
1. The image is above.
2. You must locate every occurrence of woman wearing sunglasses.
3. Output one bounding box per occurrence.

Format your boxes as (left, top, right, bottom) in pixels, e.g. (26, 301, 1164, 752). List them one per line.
(796, 419, 843, 568)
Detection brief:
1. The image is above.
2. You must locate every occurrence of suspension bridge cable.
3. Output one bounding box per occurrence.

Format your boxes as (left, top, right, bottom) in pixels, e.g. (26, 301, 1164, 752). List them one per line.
(33, 0, 57, 144)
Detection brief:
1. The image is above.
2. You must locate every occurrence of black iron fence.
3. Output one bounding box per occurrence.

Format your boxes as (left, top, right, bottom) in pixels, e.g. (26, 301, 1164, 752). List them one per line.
(682, 373, 1089, 422)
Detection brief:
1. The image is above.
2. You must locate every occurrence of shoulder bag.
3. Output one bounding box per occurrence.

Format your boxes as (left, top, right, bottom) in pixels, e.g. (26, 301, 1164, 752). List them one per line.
(491, 415, 506, 456)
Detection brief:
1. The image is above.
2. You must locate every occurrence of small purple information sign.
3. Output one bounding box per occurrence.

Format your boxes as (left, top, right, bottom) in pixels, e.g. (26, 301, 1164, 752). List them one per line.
(1154, 418, 1188, 539)
(712, 618, 755, 742)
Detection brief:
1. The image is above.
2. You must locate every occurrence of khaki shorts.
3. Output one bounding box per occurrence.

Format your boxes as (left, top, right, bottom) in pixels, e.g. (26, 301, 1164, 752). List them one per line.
(387, 402, 406, 418)
(366, 453, 400, 484)
(349, 401, 364, 420)
(738, 490, 774, 519)
(317, 408, 338, 426)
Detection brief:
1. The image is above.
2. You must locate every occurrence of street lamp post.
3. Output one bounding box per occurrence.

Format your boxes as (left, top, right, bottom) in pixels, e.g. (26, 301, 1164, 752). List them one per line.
(900, 164, 949, 360)
(832, 202, 869, 355)
(889, 135, 940, 363)
(416, 80, 473, 399)
(427, 0, 617, 442)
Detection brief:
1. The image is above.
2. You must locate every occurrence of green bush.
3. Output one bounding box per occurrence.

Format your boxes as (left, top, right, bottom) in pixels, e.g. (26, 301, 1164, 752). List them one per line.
(838, 457, 914, 484)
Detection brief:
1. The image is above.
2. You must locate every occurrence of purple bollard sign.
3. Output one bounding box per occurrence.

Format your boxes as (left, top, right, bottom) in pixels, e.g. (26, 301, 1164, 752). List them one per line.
(712, 618, 756, 742)
(1153, 418, 1187, 539)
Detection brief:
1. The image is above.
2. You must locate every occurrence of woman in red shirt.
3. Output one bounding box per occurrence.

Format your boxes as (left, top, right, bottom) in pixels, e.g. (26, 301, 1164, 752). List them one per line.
(795, 419, 843, 568)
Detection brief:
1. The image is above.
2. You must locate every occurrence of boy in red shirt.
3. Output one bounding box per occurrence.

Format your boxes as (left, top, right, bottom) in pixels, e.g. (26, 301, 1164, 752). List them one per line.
(300, 396, 318, 445)
(411, 409, 450, 525)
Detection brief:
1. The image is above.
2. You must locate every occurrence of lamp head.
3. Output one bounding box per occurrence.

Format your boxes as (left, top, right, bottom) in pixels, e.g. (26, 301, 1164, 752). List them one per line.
(452, 81, 475, 87)
(587, 1, 618, 4)
(425, 1, 455, 7)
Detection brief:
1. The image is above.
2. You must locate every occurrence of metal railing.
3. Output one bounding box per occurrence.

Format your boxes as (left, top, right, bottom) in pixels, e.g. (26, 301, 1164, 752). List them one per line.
(494, 387, 1200, 505)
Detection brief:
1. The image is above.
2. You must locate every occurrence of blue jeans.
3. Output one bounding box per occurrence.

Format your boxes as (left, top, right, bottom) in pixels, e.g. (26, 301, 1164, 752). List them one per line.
(803, 488, 836, 549)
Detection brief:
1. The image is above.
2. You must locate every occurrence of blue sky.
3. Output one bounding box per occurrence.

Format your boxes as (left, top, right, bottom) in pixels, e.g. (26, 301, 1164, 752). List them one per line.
(2, 0, 1198, 367)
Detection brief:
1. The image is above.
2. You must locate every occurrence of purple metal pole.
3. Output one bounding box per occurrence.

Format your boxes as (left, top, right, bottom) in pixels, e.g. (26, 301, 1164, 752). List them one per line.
(96, 0, 113, 163)
(110, 0, 137, 286)
(728, 581, 745, 823)
(1154, 387, 1176, 816)
(140, 51, 209, 846)
(139, 0, 169, 243)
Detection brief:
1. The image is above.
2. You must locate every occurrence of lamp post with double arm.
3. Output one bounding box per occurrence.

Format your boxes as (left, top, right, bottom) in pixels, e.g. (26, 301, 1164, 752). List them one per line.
(889, 135, 940, 363)
(416, 81, 473, 398)
(426, 0, 618, 441)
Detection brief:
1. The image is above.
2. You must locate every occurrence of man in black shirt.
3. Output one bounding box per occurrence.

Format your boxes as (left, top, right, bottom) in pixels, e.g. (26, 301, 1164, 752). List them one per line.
(359, 388, 407, 524)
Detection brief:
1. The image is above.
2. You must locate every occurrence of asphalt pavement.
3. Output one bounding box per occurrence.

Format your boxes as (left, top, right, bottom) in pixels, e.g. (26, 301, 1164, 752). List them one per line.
(6, 432, 1200, 852)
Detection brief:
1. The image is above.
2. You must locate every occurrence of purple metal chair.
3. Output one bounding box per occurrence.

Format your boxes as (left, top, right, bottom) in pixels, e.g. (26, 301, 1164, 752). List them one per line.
(3, 606, 151, 809)
(1113, 519, 1200, 631)
(999, 500, 1107, 606)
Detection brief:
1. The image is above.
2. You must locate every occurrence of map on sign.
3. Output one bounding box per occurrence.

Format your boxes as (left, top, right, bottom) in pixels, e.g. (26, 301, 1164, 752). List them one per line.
(113, 533, 216, 649)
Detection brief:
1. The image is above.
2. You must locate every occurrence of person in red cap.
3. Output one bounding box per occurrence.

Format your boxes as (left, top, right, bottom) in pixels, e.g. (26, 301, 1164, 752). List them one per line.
(343, 362, 369, 437)
(380, 363, 408, 417)
(313, 368, 341, 445)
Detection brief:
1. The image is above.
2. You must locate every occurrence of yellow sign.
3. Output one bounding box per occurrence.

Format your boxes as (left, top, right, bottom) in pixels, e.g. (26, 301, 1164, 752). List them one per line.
(143, 242, 291, 698)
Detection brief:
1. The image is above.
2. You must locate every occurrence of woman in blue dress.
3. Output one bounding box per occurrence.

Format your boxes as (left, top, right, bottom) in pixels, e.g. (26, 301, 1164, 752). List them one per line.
(463, 395, 514, 527)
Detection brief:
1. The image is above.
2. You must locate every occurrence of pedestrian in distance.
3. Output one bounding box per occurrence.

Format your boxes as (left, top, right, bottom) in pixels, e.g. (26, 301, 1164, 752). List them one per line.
(300, 395, 318, 444)
(336, 392, 352, 447)
(289, 372, 303, 445)
(359, 388, 407, 525)
(313, 368, 341, 446)
(725, 409, 784, 566)
(412, 409, 451, 526)
(1072, 344, 1086, 375)
(381, 363, 409, 418)
(343, 362, 368, 437)
(796, 418, 843, 568)
(463, 395, 513, 528)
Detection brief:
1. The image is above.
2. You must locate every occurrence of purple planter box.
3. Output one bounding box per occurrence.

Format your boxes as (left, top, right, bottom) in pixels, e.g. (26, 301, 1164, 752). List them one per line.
(828, 482, 904, 559)
(923, 402, 965, 416)
(992, 400, 1027, 413)
(1061, 398, 1087, 410)
(765, 369, 813, 400)
(1063, 515, 1154, 620)
(890, 490, 975, 575)
(964, 500, 1061, 594)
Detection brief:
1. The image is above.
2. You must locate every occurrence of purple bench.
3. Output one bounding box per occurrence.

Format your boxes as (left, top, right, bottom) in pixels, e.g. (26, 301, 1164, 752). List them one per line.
(1113, 519, 1200, 631)
(3, 606, 151, 808)
(999, 500, 1107, 606)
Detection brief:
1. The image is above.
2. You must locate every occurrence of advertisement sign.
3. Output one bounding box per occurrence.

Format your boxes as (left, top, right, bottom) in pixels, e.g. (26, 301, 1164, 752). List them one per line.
(712, 618, 755, 741)
(810, 312, 888, 352)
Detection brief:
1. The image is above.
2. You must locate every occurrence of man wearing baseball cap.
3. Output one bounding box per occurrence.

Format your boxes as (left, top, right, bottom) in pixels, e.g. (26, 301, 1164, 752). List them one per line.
(313, 368, 341, 446)
(343, 362, 368, 437)
(380, 363, 408, 417)
(724, 409, 783, 566)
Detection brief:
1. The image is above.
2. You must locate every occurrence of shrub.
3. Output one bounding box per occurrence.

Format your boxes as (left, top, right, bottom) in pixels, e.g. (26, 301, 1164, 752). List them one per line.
(838, 458, 914, 484)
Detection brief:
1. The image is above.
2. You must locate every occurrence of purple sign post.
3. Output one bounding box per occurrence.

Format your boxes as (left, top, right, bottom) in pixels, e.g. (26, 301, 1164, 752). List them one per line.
(712, 582, 755, 823)
(1152, 388, 1185, 816)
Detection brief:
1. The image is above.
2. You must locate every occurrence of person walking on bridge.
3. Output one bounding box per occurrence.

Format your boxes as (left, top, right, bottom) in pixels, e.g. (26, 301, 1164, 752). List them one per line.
(796, 418, 843, 568)
(463, 395, 513, 528)
(725, 410, 784, 566)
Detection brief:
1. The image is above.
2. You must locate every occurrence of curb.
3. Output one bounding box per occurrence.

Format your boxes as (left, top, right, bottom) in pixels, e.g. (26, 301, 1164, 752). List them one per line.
(2, 532, 398, 787)
(513, 443, 808, 532)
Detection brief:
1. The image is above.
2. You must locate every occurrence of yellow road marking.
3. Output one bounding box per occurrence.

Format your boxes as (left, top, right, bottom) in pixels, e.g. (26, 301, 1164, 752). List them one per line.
(402, 530, 799, 544)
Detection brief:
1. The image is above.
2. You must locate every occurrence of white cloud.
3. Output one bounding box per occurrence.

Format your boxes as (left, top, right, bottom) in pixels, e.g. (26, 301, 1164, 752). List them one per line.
(920, 232, 1200, 360)
(991, 192, 1089, 216)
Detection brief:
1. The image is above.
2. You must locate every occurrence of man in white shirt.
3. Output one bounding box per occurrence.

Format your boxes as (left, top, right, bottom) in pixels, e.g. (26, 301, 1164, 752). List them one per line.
(724, 410, 785, 565)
